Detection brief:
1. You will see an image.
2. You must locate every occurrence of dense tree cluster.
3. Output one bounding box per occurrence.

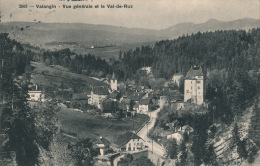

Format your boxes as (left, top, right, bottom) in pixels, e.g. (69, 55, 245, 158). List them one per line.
(41, 48, 111, 77)
(116, 29, 260, 79)
(0, 33, 39, 165)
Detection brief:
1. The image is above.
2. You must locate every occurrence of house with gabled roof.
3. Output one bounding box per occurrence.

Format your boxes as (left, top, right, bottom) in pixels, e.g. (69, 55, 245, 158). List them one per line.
(88, 86, 109, 109)
(95, 136, 110, 156)
(108, 90, 121, 101)
(115, 132, 145, 152)
(138, 96, 154, 113)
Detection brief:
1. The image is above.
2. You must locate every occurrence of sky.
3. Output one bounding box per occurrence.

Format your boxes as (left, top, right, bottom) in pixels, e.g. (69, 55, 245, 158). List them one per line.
(0, 0, 259, 29)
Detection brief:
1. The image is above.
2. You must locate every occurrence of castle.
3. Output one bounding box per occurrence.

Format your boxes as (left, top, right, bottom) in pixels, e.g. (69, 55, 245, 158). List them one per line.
(184, 66, 204, 105)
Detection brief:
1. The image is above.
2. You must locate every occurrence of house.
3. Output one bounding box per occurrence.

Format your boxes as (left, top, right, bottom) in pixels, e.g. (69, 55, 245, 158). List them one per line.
(115, 132, 145, 152)
(170, 100, 185, 110)
(28, 84, 45, 102)
(138, 97, 153, 113)
(166, 132, 183, 145)
(140, 66, 152, 74)
(158, 95, 168, 109)
(100, 98, 115, 113)
(108, 90, 121, 101)
(95, 136, 110, 156)
(28, 90, 45, 101)
(71, 93, 88, 109)
(121, 98, 132, 111)
(133, 104, 139, 113)
(130, 92, 147, 103)
(88, 87, 109, 109)
(100, 78, 109, 84)
(171, 74, 183, 87)
(184, 66, 204, 105)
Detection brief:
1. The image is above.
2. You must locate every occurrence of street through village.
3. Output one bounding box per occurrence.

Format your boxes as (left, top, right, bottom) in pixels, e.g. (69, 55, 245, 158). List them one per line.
(137, 108, 166, 157)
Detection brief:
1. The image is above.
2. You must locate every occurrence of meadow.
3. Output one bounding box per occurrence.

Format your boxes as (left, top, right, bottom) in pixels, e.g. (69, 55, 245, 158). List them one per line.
(57, 107, 149, 144)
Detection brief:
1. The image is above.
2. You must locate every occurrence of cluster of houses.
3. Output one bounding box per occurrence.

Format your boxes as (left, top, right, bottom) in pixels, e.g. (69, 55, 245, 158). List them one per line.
(28, 66, 205, 115)
(26, 65, 206, 159)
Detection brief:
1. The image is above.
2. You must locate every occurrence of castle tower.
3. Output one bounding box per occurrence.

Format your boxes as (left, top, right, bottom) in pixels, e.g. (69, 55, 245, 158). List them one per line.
(184, 66, 204, 105)
(110, 73, 117, 91)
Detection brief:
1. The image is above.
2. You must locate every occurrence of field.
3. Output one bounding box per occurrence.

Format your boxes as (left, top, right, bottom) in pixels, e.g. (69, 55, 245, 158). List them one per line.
(30, 61, 106, 88)
(57, 107, 149, 144)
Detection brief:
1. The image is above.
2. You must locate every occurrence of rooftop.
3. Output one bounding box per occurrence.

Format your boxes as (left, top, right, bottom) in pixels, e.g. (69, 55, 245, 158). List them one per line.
(111, 72, 117, 81)
(72, 93, 88, 100)
(129, 92, 146, 101)
(93, 87, 109, 95)
(96, 136, 110, 146)
(108, 90, 120, 99)
(116, 132, 143, 147)
(185, 66, 203, 79)
(139, 96, 153, 105)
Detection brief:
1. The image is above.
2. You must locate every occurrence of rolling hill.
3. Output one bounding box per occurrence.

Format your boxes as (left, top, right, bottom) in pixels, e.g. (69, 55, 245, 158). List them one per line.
(0, 18, 259, 59)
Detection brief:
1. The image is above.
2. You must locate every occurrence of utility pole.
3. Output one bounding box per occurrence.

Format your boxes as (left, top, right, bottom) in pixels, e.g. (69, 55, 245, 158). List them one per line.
(1, 58, 4, 104)
(146, 121, 148, 135)
(152, 139, 153, 154)
(213, 106, 216, 123)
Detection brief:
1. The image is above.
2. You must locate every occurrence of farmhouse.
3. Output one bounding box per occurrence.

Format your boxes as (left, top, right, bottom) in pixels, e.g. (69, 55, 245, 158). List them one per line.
(115, 132, 145, 152)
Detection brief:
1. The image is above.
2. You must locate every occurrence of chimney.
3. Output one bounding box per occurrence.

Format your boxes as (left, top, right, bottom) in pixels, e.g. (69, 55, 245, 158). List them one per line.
(36, 84, 38, 91)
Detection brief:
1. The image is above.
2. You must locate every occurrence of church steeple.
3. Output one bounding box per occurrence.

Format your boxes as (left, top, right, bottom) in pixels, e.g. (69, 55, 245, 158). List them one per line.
(111, 72, 116, 81)
(110, 73, 117, 91)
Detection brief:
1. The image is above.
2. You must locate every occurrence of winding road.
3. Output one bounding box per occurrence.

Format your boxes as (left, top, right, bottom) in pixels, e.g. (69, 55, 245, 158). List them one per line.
(137, 108, 166, 156)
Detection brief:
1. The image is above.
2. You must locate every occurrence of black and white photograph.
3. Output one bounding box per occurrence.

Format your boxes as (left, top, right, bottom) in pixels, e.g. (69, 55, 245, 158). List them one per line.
(0, 0, 260, 165)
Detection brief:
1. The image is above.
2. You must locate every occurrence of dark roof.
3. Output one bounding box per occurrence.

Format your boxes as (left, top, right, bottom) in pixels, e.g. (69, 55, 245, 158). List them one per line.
(116, 132, 143, 147)
(121, 98, 131, 105)
(130, 92, 146, 101)
(185, 66, 203, 79)
(93, 87, 109, 95)
(133, 104, 139, 108)
(108, 90, 120, 99)
(111, 72, 117, 81)
(139, 97, 153, 105)
(118, 102, 127, 110)
(96, 137, 110, 146)
(72, 93, 89, 100)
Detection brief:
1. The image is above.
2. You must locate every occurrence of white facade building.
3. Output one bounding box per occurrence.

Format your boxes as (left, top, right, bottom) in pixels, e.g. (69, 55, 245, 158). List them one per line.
(116, 132, 145, 152)
(172, 74, 183, 87)
(28, 91, 45, 101)
(184, 66, 204, 105)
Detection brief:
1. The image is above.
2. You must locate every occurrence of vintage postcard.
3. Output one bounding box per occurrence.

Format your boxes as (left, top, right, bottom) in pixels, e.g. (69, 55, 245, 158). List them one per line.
(0, 0, 260, 165)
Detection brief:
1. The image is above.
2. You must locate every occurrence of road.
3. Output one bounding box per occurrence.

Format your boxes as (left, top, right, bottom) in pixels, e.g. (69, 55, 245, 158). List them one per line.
(137, 108, 166, 156)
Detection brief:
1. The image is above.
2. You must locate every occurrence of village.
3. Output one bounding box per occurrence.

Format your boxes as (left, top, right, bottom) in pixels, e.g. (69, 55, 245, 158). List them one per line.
(27, 65, 207, 166)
